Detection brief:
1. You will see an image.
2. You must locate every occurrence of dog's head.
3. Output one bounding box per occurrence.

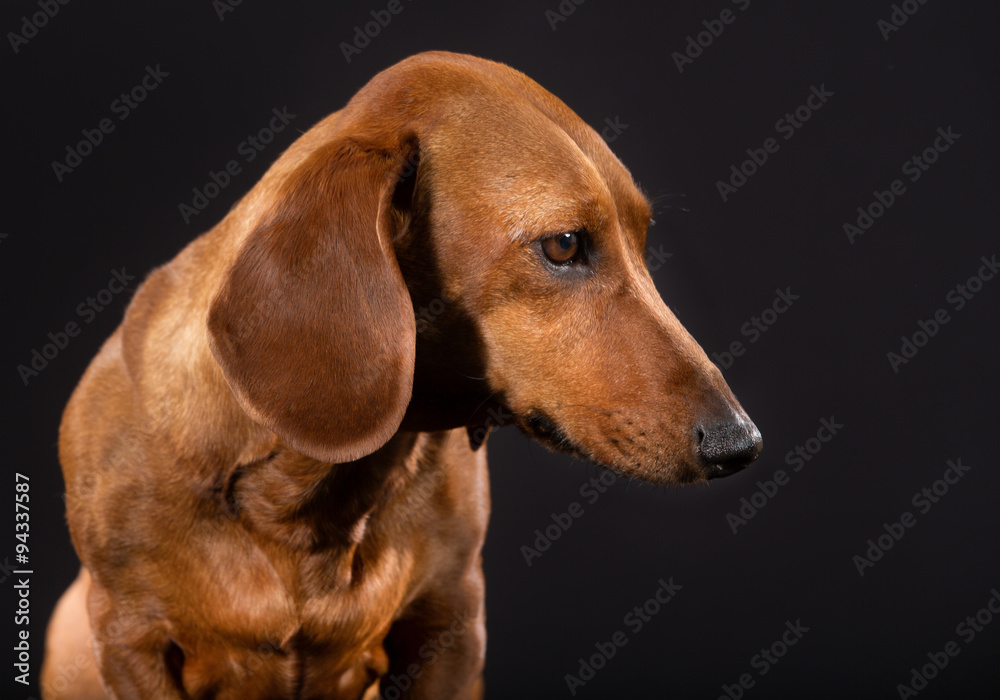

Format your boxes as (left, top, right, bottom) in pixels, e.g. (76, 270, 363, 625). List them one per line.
(208, 52, 761, 485)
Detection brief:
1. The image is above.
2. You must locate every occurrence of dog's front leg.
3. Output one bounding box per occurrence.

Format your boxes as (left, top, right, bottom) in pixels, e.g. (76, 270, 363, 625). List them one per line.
(88, 586, 189, 700)
(380, 588, 486, 700)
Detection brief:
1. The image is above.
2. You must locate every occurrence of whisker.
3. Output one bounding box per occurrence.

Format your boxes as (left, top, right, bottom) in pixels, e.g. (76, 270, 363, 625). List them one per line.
(467, 391, 501, 425)
(650, 191, 691, 213)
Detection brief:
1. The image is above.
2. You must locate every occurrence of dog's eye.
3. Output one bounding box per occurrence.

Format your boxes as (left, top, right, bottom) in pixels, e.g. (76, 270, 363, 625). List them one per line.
(541, 232, 580, 264)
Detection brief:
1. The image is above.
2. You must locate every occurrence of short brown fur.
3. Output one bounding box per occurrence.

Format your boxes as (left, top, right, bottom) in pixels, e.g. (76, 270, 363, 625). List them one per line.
(43, 52, 757, 699)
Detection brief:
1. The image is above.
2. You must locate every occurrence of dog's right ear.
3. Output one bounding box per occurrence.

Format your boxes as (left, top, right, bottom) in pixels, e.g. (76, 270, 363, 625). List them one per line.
(207, 135, 419, 464)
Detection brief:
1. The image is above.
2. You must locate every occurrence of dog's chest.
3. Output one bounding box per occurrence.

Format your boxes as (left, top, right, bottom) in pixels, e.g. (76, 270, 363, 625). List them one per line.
(138, 430, 488, 697)
(168, 522, 416, 698)
(175, 546, 407, 698)
(167, 464, 445, 696)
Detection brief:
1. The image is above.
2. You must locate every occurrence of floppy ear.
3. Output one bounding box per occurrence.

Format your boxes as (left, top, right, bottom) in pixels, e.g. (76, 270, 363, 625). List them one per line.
(207, 134, 419, 463)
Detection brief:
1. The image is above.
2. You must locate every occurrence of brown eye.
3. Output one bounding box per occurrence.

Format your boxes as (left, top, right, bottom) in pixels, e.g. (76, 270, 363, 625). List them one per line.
(541, 232, 580, 264)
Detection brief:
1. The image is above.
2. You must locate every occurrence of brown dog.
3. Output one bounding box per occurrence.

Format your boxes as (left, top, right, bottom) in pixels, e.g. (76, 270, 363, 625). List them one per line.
(42, 51, 761, 699)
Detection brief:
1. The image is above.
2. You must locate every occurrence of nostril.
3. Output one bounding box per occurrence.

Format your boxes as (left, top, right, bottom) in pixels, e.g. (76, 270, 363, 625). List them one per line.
(699, 421, 762, 479)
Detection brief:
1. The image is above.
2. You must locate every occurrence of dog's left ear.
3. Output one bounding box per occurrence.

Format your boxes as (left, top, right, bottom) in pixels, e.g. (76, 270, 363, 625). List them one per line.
(208, 134, 419, 463)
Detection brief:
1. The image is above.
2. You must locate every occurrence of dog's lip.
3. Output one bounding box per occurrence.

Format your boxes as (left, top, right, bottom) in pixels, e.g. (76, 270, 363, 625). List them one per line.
(516, 408, 591, 459)
(513, 407, 757, 485)
(519, 409, 570, 444)
(704, 460, 748, 480)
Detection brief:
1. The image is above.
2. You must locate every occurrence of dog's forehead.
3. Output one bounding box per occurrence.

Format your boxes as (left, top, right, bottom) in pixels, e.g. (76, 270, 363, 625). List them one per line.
(427, 80, 650, 239)
(366, 52, 651, 237)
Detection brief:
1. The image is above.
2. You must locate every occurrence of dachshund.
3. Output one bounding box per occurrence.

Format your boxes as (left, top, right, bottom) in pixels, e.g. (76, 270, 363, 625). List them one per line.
(41, 51, 761, 699)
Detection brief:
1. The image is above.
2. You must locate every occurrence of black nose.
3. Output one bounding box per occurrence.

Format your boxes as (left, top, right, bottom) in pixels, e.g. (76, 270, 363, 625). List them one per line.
(699, 421, 762, 479)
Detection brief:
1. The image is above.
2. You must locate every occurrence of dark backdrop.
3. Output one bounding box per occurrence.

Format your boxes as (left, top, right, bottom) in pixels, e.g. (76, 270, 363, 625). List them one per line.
(4, 1, 999, 698)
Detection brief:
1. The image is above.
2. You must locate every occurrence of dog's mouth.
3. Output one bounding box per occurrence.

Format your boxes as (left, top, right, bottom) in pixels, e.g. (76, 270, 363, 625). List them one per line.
(516, 409, 591, 461)
(510, 406, 744, 486)
(502, 402, 758, 486)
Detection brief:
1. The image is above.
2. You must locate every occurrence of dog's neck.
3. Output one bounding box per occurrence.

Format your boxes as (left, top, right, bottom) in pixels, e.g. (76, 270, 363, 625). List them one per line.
(225, 432, 422, 552)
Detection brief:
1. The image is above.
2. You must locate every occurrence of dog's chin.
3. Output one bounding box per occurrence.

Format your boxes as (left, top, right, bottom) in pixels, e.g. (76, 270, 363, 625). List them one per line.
(514, 409, 710, 487)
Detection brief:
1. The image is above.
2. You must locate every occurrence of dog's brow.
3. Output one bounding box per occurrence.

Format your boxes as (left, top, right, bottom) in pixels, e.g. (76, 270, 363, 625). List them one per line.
(629, 195, 654, 234)
(502, 197, 606, 242)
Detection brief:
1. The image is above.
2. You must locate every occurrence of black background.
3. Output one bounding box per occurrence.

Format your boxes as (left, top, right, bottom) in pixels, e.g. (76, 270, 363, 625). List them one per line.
(3, 1, 999, 698)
